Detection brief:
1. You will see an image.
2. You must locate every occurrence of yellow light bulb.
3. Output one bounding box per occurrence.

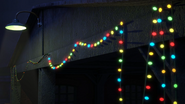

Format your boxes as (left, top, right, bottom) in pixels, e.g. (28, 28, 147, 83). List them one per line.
(159, 7, 162, 12)
(173, 101, 177, 104)
(57, 66, 59, 68)
(172, 68, 176, 73)
(149, 52, 154, 56)
(84, 43, 87, 46)
(147, 74, 152, 79)
(169, 28, 174, 33)
(79, 42, 82, 45)
(49, 62, 51, 65)
(161, 69, 166, 74)
(111, 30, 114, 35)
(68, 56, 71, 59)
(160, 44, 164, 48)
(119, 98, 123, 101)
(72, 49, 75, 52)
(61, 63, 63, 65)
(120, 21, 124, 26)
(118, 68, 122, 72)
(153, 19, 157, 24)
(94, 43, 97, 47)
(100, 39, 103, 43)
(119, 49, 124, 53)
(51, 67, 53, 69)
(167, 4, 172, 9)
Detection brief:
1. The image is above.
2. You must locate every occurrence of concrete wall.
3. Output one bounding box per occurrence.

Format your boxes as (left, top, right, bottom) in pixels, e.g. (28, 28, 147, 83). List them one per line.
(12, 3, 185, 72)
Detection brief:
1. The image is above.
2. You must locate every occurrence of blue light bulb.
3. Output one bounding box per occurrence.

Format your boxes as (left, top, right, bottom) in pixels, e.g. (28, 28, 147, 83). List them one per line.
(103, 36, 107, 40)
(87, 44, 90, 48)
(150, 42, 155, 47)
(63, 61, 66, 63)
(117, 78, 121, 82)
(53, 67, 55, 69)
(48, 57, 50, 60)
(171, 54, 176, 59)
(161, 83, 166, 88)
(120, 30, 124, 34)
(144, 96, 149, 100)
(157, 18, 162, 23)
(74, 44, 77, 47)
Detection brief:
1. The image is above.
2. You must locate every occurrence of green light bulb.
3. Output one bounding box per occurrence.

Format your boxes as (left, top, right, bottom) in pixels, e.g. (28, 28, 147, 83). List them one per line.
(168, 16, 173, 21)
(70, 53, 73, 56)
(152, 6, 158, 11)
(161, 56, 166, 60)
(119, 59, 123, 63)
(148, 61, 153, 65)
(97, 41, 100, 45)
(174, 84, 178, 88)
(50, 65, 52, 67)
(115, 26, 118, 31)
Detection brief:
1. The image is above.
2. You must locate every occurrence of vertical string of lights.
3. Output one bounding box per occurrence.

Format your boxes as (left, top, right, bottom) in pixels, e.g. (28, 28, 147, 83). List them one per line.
(117, 21, 124, 103)
(167, 2, 178, 104)
(158, 5, 166, 103)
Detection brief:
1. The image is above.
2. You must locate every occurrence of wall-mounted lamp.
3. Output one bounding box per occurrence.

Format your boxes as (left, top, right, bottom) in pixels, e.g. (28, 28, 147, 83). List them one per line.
(5, 11, 42, 31)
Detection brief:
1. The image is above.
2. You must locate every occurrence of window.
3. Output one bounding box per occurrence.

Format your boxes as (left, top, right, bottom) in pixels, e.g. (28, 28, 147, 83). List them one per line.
(55, 85, 75, 104)
(123, 85, 142, 104)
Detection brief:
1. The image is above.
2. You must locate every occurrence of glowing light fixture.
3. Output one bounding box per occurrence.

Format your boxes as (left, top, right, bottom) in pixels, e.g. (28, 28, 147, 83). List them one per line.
(119, 59, 123, 63)
(146, 85, 151, 90)
(159, 30, 164, 35)
(160, 44, 164, 49)
(5, 11, 41, 31)
(169, 28, 174, 33)
(170, 42, 175, 47)
(152, 32, 157, 36)
(171, 54, 176, 59)
(174, 84, 178, 88)
(103, 36, 106, 40)
(115, 26, 118, 31)
(167, 4, 172, 9)
(118, 68, 122, 72)
(119, 49, 124, 53)
(153, 19, 157, 24)
(152, 6, 158, 11)
(172, 68, 176, 73)
(120, 21, 124, 26)
(149, 52, 154, 56)
(148, 61, 153, 65)
(120, 30, 124, 34)
(106, 33, 110, 37)
(159, 97, 164, 102)
(118, 88, 122, 92)
(119, 98, 123, 101)
(173, 101, 177, 104)
(161, 55, 166, 60)
(119, 40, 123, 44)
(168, 16, 173, 21)
(147, 74, 152, 79)
(161, 83, 166, 88)
(161, 69, 166, 74)
(144, 96, 149, 100)
(157, 18, 162, 23)
(117, 78, 121, 82)
(111, 30, 114, 35)
(48, 57, 50, 60)
(159, 7, 162, 12)
(150, 42, 155, 47)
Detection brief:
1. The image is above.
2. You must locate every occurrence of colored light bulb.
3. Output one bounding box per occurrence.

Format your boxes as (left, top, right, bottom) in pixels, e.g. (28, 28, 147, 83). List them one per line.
(119, 98, 123, 101)
(172, 68, 176, 73)
(119, 40, 123, 44)
(53, 67, 55, 69)
(119, 49, 124, 53)
(161, 56, 166, 60)
(152, 32, 157, 36)
(147, 74, 152, 79)
(59, 65, 62, 67)
(65, 58, 68, 61)
(48, 60, 51, 63)
(119, 59, 123, 63)
(145, 96, 149, 100)
(68, 56, 71, 59)
(173, 101, 177, 104)
(149, 52, 154, 56)
(70, 53, 73, 56)
(103, 36, 107, 40)
(157, 18, 162, 23)
(117, 78, 121, 82)
(115, 26, 118, 31)
(169, 28, 174, 33)
(118, 68, 122, 72)
(84, 43, 87, 46)
(152, 6, 157, 11)
(161, 69, 166, 74)
(50, 65, 52, 67)
(146, 85, 151, 90)
(74, 44, 77, 47)
(168, 16, 173, 21)
(153, 19, 157, 24)
(167, 4, 172, 9)
(171, 54, 176, 59)
(118, 88, 122, 92)
(100, 39, 103, 43)
(150, 42, 155, 47)
(81, 43, 84, 46)
(87, 44, 90, 48)
(161, 83, 166, 88)
(61, 63, 63, 65)
(174, 84, 178, 88)
(120, 30, 124, 34)
(72, 49, 75, 52)
(148, 61, 153, 65)
(106, 33, 110, 37)
(94, 43, 97, 47)
(170, 42, 175, 47)
(97, 41, 100, 45)
(159, 30, 164, 35)
(76, 42, 79, 45)
(63, 61, 66, 63)
(160, 44, 164, 48)
(79, 42, 82, 45)
(48, 57, 50, 60)
(159, 97, 164, 102)
(111, 30, 114, 35)
(49, 63, 51, 65)
(159, 7, 162, 12)
(90, 44, 93, 48)
(120, 21, 124, 26)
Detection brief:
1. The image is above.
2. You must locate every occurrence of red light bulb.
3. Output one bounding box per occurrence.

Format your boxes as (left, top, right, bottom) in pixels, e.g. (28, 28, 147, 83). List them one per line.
(65, 58, 68, 61)
(170, 42, 175, 47)
(106, 33, 110, 37)
(118, 88, 122, 92)
(146, 85, 151, 90)
(48, 60, 51, 63)
(159, 97, 164, 102)
(159, 30, 164, 35)
(152, 32, 157, 36)
(91, 44, 93, 48)
(56, 67, 58, 69)
(119, 40, 123, 44)
(76, 42, 79, 45)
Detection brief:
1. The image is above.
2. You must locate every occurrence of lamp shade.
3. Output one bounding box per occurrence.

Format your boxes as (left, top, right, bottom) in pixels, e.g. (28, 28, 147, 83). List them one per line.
(5, 19, 26, 31)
